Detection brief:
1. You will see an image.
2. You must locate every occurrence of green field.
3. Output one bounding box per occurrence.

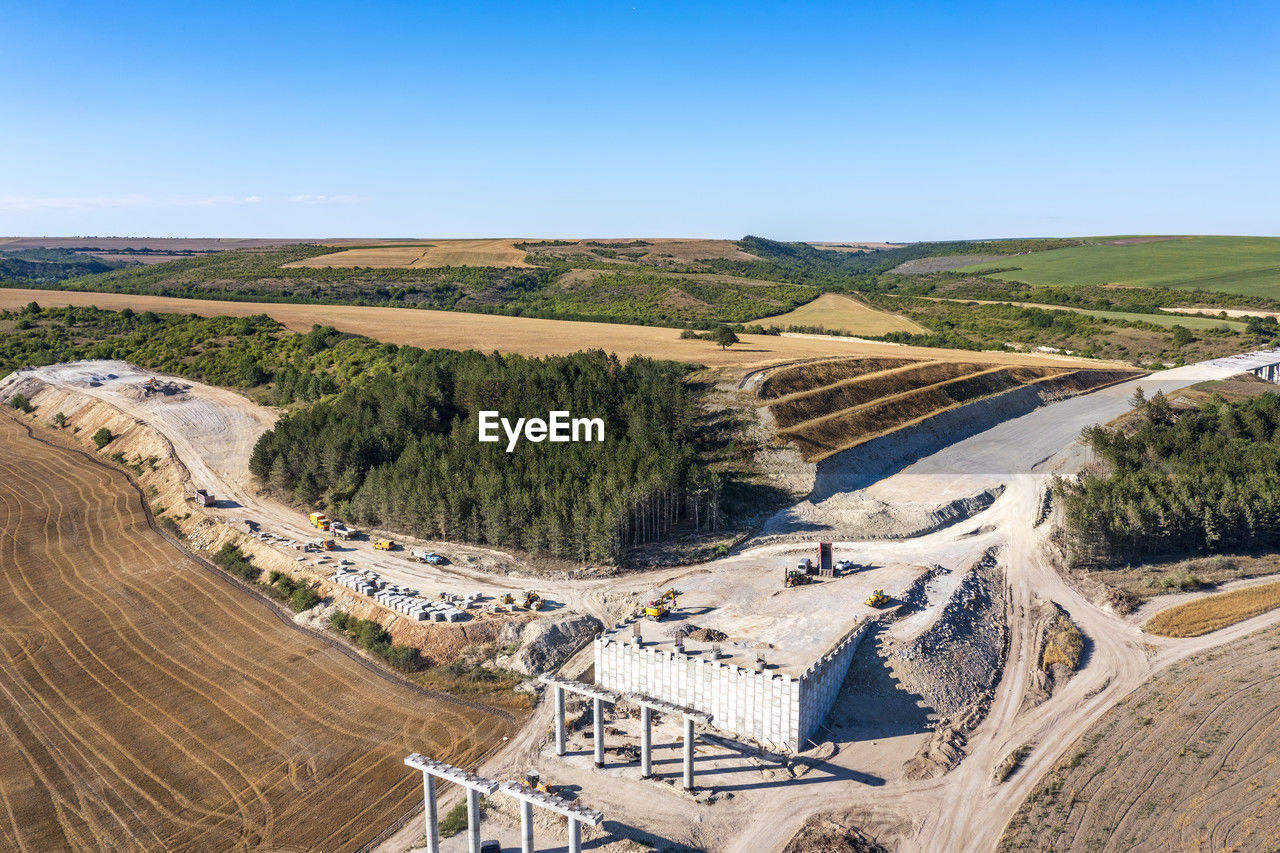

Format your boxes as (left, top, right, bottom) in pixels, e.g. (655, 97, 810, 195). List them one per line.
(957, 236, 1280, 297)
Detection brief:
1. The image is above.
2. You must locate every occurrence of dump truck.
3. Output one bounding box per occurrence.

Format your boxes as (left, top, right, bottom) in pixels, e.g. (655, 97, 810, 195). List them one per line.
(194, 488, 216, 508)
(645, 588, 679, 619)
(320, 539, 336, 551)
(865, 589, 890, 607)
(309, 512, 330, 531)
(372, 539, 394, 551)
(330, 522, 356, 540)
(819, 542, 833, 573)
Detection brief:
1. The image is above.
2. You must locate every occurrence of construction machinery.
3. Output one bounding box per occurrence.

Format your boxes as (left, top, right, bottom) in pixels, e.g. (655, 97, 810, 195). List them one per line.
(330, 522, 356, 540)
(320, 539, 336, 552)
(193, 488, 216, 508)
(500, 593, 515, 606)
(309, 512, 330, 531)
(523, 591, 543, 611)
(784, 569, 811, 588)
(645, 588, 679, 619)
(372, 538, 394, 551)
(865, 588, 890, 607)
(819, 542, 833, 573)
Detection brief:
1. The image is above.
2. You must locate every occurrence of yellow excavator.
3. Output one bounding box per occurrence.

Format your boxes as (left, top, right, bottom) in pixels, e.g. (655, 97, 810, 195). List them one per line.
(865, 588, 890, 607)
(645, 588, 679, 619)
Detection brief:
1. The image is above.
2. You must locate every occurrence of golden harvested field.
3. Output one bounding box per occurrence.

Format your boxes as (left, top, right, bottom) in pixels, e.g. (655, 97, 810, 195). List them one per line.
(0, 415, 515, 852)
(1000, 623, 1280, 853)
(284, 238, 532, 268)
(1145, 579, 1280, 637)
(0, 288, 1120, 375)
(759, 292, 929, 336)
(762, 356, 1137, 461)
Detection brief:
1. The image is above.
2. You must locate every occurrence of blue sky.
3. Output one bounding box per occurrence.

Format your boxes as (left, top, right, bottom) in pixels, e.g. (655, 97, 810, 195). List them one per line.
(2, 1, 1277, 240)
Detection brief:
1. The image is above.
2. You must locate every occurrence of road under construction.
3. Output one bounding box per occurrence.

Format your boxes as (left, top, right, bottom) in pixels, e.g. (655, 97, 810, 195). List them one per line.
(8, 356, 1280, 852)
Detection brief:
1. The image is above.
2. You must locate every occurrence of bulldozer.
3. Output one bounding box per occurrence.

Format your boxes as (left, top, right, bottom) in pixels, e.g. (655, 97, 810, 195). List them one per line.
(645, 588, 679, 619)
(522, 591, 542, 610)
(865, 588, 890, 607)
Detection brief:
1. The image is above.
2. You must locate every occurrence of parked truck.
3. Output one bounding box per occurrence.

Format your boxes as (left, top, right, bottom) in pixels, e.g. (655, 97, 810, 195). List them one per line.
(330, 522, 356, 539)
(309, 512, 330, 531)
(194, 488, 216, 508)
(373, 539, 395, 551)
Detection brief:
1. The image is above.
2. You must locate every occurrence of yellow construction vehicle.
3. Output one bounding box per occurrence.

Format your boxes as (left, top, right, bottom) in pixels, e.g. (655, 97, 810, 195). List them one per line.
(320, 539, 336, 552)
(785, 569, 811, 588)
(645, 588, 679, 619)
(523, 591, 542, 610)
(372, 538, 394, 551)
(309, 512, 330, 530)
(501, 593, 515, 605)
(865, 588, 890, 607)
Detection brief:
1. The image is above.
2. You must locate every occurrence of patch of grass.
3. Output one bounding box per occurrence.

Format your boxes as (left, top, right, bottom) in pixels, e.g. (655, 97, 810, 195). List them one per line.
(994, 745, 1031, 782)
(1145, 579, 1280, 637)
(1041, 614, 1084, 671)
(958, 236, 1280, 298)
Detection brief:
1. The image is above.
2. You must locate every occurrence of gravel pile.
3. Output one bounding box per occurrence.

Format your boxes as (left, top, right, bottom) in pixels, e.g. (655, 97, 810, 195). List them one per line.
(887, 551, 1007, 719)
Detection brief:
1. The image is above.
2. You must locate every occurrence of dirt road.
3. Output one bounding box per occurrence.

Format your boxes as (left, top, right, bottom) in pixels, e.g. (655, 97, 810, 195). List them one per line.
(6, 355, 1271, 853)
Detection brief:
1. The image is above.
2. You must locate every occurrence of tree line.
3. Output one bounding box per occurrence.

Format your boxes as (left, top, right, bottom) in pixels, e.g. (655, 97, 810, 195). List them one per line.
(248, 348, 721, 562)
(1060, 389, 1280, 566)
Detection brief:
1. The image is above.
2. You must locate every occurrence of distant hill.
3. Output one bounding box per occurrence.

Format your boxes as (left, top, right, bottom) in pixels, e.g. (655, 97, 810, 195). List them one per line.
(955, 236, 1280, 298)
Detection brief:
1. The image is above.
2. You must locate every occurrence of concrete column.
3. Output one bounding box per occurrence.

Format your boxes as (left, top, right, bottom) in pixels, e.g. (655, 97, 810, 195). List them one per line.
(640, 705, 652, 778)
(466, 787, 481, 853)
(683, 715, 695, 790)
(593, 696, 605, 767)
(520, 798, 534, 853)
(568, 817, 582, 853)
(555, 685, 566, 756)
(422, 773, 440, 853)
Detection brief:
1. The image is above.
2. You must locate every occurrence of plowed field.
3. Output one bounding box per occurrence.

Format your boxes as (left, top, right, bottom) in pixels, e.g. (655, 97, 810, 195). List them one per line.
(0, 415, 514, 852)
(1000, 623, 1280, 852)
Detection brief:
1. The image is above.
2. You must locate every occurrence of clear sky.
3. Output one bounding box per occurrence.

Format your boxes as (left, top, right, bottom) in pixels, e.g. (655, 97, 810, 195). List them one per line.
(2, 1, 1277, 240)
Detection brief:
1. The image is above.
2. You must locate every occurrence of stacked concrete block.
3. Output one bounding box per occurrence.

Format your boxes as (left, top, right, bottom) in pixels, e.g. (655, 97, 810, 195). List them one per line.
(594, 618, 870, 752)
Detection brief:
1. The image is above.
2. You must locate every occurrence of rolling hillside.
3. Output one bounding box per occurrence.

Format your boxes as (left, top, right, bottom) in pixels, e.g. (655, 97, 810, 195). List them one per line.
(957, 236, 1280, 297)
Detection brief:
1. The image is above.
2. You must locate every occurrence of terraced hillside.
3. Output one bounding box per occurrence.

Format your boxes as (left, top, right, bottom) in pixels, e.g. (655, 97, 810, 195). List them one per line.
(762, 357, 1137, 462)
(0, 414, 515, 852)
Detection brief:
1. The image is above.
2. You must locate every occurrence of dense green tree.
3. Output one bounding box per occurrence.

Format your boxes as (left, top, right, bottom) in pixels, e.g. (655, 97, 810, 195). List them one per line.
(1060, 392, 1280, 565)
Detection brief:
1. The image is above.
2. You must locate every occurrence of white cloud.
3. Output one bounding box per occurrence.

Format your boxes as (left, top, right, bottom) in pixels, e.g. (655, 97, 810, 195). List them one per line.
(288, 194, 363, 205)
(0, 193, 264, 212)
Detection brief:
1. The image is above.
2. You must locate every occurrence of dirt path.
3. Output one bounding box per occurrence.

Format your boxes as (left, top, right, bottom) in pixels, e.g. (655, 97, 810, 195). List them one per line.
(4, 355, 1268, 853)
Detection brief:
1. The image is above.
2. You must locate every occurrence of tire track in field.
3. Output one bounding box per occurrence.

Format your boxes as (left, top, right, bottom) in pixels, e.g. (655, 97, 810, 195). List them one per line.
(0, 415, 519, 851)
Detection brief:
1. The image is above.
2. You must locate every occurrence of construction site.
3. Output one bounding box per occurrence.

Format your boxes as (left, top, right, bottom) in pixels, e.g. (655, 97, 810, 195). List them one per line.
(7, 350, 1280, 853)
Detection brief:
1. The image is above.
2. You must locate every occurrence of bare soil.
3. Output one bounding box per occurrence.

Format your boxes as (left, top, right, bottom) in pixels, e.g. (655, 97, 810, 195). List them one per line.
(0, 413, 518, 852)
(1000, 623, 1280, 852)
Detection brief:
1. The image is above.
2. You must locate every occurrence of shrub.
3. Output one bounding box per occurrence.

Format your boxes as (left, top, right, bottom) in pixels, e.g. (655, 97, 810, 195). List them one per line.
(92, 427, 113, 449)
(9, 394, 32, 413)
(290, 586, 321, 612)
(211, 543, 259, 581)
